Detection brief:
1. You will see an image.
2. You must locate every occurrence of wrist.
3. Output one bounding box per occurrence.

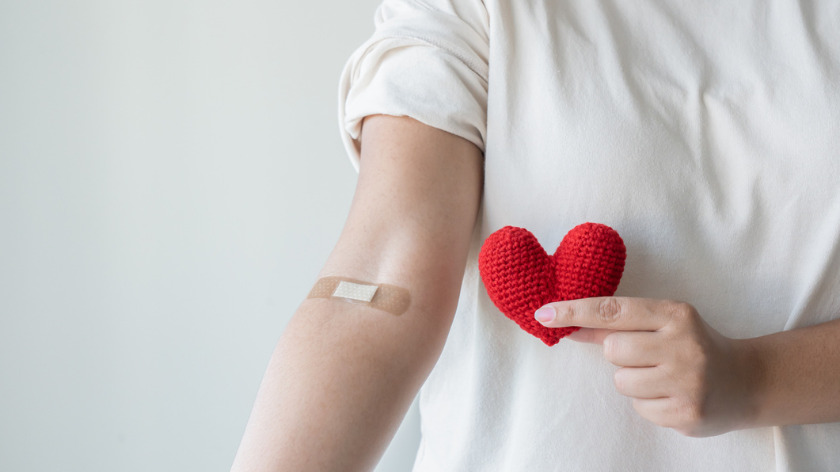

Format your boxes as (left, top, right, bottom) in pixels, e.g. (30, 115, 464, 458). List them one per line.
(732, 335, 770, 431)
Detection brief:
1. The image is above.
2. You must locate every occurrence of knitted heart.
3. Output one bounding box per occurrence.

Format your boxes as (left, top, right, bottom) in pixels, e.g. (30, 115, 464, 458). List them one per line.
(478, 223, 626, 346)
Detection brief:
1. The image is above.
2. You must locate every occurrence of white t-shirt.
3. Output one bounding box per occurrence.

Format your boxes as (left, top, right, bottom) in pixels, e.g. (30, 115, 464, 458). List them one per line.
(339, 1, 840, 470)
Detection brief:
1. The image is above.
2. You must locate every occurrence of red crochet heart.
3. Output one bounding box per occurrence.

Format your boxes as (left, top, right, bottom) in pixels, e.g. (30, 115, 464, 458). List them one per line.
(478, 223, 626, 346)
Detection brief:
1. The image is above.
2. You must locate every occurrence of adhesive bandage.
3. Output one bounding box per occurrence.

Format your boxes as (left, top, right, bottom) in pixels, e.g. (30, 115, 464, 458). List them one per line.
(307, 276, 410, 315)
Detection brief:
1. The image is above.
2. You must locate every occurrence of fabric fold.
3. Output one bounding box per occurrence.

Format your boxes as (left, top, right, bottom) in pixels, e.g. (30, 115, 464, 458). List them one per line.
(338, 0, 489, 170)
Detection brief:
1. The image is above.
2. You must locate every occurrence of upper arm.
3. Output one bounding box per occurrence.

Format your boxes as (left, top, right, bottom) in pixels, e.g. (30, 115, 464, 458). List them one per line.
(321, 114, 483, 319)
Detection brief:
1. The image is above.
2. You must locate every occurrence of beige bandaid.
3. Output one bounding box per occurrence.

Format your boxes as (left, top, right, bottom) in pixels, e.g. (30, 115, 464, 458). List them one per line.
(307, 276, 410, 315)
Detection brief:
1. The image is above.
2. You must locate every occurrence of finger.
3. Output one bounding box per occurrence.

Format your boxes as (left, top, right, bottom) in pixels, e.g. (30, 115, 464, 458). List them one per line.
(566, 328, 615, 344)
(602, 331, 664, 367)
(631, 398, 677, 429)
(632, 397, 703, 436)
(614, 367, 669, 399)
(535, 297, 680, 331)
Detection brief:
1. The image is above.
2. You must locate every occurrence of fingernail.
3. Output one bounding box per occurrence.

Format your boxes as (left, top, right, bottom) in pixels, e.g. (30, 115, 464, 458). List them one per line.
(535, 306, 555, 323)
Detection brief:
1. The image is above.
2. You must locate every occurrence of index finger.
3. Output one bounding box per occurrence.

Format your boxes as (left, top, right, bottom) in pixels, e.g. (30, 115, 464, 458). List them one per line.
(534, 297, 674, 332)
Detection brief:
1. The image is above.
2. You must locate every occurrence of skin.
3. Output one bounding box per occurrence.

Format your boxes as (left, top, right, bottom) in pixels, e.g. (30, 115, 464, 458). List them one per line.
(230, 115, 483, 471)
(535, 298, 840, 437)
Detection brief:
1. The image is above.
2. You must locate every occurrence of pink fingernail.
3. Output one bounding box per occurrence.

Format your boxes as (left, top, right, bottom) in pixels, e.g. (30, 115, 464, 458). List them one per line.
(535, 306, 555, 323)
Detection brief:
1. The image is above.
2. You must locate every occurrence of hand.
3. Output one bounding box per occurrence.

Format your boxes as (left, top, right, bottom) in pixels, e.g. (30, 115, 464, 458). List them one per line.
(534, 297, 760, 437)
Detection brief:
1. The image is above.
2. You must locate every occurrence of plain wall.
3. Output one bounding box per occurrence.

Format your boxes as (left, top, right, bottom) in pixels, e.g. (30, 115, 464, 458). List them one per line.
(0, 1, 421, 470)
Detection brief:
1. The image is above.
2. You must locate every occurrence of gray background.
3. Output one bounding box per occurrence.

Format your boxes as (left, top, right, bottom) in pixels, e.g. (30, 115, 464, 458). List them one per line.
(0, 0, 421, 470)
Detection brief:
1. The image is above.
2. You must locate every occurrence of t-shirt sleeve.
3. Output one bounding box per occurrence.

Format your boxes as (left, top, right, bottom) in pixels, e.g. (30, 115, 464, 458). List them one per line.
(338, 0, 490, 170)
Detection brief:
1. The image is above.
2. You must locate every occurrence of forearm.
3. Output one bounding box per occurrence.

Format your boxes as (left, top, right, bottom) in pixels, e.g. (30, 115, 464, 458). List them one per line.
(742, 318, 840, 428)
(231, 294, 455, 472)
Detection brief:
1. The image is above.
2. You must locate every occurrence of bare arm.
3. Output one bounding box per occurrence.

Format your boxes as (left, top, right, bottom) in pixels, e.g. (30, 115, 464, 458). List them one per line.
(231, 115, 483, 471)
(536, 298, 840, 437)
(745, 317, 840, 429)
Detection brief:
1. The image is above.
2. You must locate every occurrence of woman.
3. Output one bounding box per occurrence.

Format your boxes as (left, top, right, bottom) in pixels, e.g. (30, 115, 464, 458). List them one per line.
(233, 1, 840, 470)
